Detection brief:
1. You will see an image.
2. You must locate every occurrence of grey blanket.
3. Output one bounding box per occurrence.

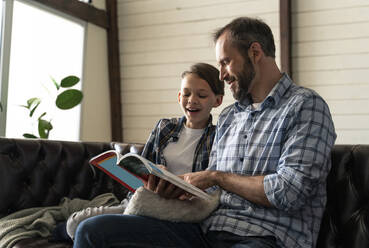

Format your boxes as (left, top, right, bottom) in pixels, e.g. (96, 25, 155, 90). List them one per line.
(0, 193, 119, 248)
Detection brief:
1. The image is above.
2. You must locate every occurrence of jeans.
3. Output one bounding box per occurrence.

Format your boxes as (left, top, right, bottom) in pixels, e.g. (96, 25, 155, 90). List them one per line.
(73, 214, 280, 248)
(206, 231, 280, 248)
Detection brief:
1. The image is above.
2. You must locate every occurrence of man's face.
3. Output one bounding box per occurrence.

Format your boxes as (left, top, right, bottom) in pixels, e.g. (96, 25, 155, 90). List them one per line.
(216, 33, 255, 101)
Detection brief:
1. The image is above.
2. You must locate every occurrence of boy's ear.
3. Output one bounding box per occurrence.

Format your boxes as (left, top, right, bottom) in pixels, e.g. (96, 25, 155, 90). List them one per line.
(213, 95, 223, 107)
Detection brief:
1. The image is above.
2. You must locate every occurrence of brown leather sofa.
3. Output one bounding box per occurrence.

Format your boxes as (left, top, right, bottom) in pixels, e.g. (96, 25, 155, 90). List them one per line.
(0, 137, 368, 247)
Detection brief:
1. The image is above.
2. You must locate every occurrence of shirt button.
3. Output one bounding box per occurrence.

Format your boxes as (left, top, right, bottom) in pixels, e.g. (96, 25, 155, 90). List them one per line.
(240, 158, 244, 162)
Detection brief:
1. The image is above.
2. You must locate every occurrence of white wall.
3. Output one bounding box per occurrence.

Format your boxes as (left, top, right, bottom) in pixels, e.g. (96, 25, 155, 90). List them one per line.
(80, 0, 111, 142)
(117, 0, 280, 143)
(292, 0, 369, 144)
(80, 23, 111, 142)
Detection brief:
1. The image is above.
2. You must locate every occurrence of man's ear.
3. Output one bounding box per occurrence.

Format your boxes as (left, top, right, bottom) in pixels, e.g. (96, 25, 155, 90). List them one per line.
(248, 42, 263, 64)
(213, 95, 223, 107)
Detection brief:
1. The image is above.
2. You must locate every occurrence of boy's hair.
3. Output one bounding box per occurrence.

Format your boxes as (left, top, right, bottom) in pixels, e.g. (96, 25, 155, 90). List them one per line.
(181, 63, 225, 96)
(213, 17, 276, 58)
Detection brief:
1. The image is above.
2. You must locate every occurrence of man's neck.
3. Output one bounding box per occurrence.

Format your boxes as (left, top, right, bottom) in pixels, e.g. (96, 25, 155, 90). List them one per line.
(249, 59, 282, 103)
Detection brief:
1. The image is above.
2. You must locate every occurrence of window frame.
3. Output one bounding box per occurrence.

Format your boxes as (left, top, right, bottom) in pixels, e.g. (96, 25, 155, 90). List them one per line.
(0, 0, 123, 141)
(0, 0, 14, 136)
(2, 0, 87, 140)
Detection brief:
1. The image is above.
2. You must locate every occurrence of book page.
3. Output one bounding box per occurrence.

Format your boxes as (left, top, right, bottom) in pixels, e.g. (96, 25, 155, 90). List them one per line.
(143, 161, 213, 201)
(119, 156, 150, 176)
(158, 169, 213, 201)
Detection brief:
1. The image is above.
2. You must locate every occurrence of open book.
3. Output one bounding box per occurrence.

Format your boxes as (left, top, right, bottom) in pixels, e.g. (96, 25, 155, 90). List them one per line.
(89, 150, 213, 201)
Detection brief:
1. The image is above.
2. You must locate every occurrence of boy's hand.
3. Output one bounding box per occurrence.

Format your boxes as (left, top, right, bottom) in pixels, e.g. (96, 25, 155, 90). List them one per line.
(144, 165, 185, 199)
(144, 164, 165, 191)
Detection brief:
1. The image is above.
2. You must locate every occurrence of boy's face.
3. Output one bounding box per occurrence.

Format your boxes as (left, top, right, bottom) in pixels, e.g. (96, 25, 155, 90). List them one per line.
(178, 73, 222, 129)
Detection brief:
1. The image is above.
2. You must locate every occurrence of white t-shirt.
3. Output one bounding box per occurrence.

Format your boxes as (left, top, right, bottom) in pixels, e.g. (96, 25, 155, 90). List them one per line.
(163, 125, 204, 175)
(252, 102, 261, 110)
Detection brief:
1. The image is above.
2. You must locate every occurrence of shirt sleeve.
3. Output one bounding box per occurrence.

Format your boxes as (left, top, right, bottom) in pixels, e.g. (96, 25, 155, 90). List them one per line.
(140, 119, 161, 162)
(204, 129, 220, 194)
(206, 124, 220, 172)
(263, 94, 336, 211)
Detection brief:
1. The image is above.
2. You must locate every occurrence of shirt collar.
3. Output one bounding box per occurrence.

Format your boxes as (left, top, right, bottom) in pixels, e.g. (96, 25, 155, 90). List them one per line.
(265, 72, 292, 107)
(235, 94, 252, 112)
(173, 115, 213, 139)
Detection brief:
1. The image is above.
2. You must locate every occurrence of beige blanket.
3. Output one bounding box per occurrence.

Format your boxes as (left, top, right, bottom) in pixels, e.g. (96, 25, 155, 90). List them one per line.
(0, 193, 119, 248)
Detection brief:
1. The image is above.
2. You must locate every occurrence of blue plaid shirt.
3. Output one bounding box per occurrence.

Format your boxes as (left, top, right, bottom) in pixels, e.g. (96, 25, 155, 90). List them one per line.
(141, 116, 215, 172)
(202, 74, 336, 248)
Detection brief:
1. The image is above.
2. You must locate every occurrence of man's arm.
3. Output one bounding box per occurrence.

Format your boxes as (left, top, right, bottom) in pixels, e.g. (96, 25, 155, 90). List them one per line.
(183, 95, 336, 210)
(183, 170, 272, 207)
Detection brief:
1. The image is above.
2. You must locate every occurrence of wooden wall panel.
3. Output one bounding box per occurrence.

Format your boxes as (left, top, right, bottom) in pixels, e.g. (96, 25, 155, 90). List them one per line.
(292, 0, 369, 144)
(117, 0, 281, 142)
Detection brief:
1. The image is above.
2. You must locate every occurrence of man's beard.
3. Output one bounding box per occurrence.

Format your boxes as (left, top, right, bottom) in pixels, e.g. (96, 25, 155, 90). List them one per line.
(233, 57, 255, 101)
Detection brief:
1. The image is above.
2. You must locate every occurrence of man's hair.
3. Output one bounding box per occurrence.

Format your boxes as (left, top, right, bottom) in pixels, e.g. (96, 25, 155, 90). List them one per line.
(181, 63, 225, 96)
(213, 17, 276, 58)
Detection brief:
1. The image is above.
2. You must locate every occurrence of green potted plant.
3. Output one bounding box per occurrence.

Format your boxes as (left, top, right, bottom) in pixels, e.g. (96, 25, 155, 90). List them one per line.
(21, 75, 83, 139)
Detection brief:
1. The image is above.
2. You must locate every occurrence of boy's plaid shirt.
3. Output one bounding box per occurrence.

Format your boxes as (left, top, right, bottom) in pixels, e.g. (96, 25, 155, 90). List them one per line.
(141, 116, 216, 172)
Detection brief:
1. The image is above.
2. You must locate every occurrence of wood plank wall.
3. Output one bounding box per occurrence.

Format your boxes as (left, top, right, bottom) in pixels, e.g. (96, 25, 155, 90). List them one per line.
(292, 0, 369, 144)
(117, 0, 280, 143)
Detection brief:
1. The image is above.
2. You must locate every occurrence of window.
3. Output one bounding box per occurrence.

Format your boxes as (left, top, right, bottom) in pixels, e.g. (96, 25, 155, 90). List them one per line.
(0, 1, 3, 49)
(0, 0, 85, 141)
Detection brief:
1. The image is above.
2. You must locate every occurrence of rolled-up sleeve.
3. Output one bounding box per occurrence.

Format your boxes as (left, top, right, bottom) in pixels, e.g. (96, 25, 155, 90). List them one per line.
(264, 94, 336, 211)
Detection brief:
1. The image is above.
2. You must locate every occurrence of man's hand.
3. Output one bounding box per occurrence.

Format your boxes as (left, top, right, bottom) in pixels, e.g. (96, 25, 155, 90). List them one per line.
(177, 171, 217, 200)
(181, 170, 217, 190)
(180, 170, 272, 207)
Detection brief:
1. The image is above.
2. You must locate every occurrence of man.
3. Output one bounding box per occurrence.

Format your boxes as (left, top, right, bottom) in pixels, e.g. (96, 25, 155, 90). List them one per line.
(73, 17, 336, 248)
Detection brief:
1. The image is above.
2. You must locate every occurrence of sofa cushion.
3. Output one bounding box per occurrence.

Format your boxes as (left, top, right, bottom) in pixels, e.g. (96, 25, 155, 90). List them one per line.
(316, 145, 369, 248)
